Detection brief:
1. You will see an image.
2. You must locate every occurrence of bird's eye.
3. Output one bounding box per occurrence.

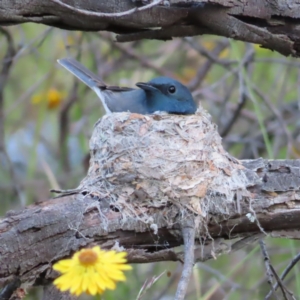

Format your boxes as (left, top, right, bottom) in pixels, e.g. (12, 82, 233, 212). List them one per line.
(168, 85, 176, 94)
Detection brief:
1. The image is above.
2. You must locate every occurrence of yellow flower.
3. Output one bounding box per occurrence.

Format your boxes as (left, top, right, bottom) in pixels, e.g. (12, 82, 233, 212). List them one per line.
(31, 88, 65, 110)
(53, 246, 132, 296)
(47, 88, 64, 109)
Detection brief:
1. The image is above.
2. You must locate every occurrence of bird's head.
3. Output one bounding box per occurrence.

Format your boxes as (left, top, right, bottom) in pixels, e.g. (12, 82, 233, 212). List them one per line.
(136, 77, 197, 114)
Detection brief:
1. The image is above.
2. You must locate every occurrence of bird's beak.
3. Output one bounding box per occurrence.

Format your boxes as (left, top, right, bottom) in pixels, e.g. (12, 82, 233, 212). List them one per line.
(136, 82, 159, 92)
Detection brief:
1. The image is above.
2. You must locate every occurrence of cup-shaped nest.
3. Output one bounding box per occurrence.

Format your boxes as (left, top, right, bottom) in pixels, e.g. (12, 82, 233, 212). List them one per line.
(79, 108, 254, 221)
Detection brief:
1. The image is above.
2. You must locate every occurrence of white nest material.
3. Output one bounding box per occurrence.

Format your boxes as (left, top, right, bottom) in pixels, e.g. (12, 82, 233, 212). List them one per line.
(79, 108, 252, 221)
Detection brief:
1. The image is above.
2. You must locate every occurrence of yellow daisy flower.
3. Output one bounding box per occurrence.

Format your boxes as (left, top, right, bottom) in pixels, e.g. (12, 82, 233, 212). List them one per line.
(53, 246, 132, 296)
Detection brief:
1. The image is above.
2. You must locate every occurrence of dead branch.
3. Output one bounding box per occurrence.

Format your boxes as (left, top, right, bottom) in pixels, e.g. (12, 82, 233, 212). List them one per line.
(1, 1, 300, 56)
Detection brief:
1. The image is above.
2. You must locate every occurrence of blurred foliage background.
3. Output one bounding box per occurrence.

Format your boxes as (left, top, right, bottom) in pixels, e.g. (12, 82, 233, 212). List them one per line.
(1, 24, 300, 300)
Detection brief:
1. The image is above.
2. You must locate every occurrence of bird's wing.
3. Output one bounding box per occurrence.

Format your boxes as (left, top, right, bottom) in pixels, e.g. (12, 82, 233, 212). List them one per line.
(104, 89, 148, 114)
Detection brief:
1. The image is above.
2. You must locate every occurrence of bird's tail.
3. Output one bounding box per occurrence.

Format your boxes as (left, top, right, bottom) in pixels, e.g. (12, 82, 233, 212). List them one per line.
(57, 58, 106, 89)
(58, 58, 113, 113)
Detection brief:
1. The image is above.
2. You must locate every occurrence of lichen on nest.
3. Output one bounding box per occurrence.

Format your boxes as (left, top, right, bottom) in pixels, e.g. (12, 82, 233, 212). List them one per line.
(78, 107, 252, 228)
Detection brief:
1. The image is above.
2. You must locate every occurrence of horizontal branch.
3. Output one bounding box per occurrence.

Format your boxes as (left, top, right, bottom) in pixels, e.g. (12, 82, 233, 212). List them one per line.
(1, 111, 300, 292)
(1, 157, 300, 287)
(1, 0, 300, 56)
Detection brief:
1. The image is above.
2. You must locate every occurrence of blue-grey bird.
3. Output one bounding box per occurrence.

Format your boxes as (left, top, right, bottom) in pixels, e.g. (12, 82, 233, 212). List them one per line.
(57, 58, 197, 115)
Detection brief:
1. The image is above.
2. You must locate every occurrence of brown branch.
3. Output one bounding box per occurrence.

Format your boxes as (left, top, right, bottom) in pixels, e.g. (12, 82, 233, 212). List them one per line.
(0, 172, 299, 299)
(1, 156, 300, 287)
(1, 1, 300, 56)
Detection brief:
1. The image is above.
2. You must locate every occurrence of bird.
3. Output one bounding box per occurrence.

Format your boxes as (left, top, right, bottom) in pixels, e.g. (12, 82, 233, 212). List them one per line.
(57, 58, 197, 115)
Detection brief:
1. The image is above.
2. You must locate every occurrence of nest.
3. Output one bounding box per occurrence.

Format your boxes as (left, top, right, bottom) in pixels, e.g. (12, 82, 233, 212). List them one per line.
(78, 108, 253, 231)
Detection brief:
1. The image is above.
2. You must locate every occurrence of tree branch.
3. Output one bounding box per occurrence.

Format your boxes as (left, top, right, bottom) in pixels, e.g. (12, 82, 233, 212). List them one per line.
(1, 112, 300, 294)
(0, 0, 300, 56)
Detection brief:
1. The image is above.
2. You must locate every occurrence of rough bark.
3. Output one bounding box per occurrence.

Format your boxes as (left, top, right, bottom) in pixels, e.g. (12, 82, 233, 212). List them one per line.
(1, 0, 300, 57)
(1, 157, 300, 288)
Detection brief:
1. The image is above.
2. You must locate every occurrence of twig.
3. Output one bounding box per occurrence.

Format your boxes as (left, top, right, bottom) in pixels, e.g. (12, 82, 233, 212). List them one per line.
(5, 72, 50, 115)
(86, 32, 129, 80)
(259, 240, 280, 300)
(100, 33, 174, 78)
(0, 27, 24, 204)
(136, 272, 165, 300)
(265, 252, 300, 300)
(14, 28, 53, 61)
(184, 37, 236, 67)
(59, 82, 79, 173)
(231, 233, 264, 252)
(174, 219, 195, 300)
(197, 262, 242, 290)
(192, 46, 254, 100)
(58, 36, 84, 173)
(187, 39, 231, 91)
(220, 45, 255, 137)
(280, 253, 300, 284)
(51, 0, 163, 18)
(199, 87, 257, 122)
(220, 81, 247, 137)
(269, 265, 295, 300)
(153, 267, 181, 300)
(252, 85, 293, 158)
